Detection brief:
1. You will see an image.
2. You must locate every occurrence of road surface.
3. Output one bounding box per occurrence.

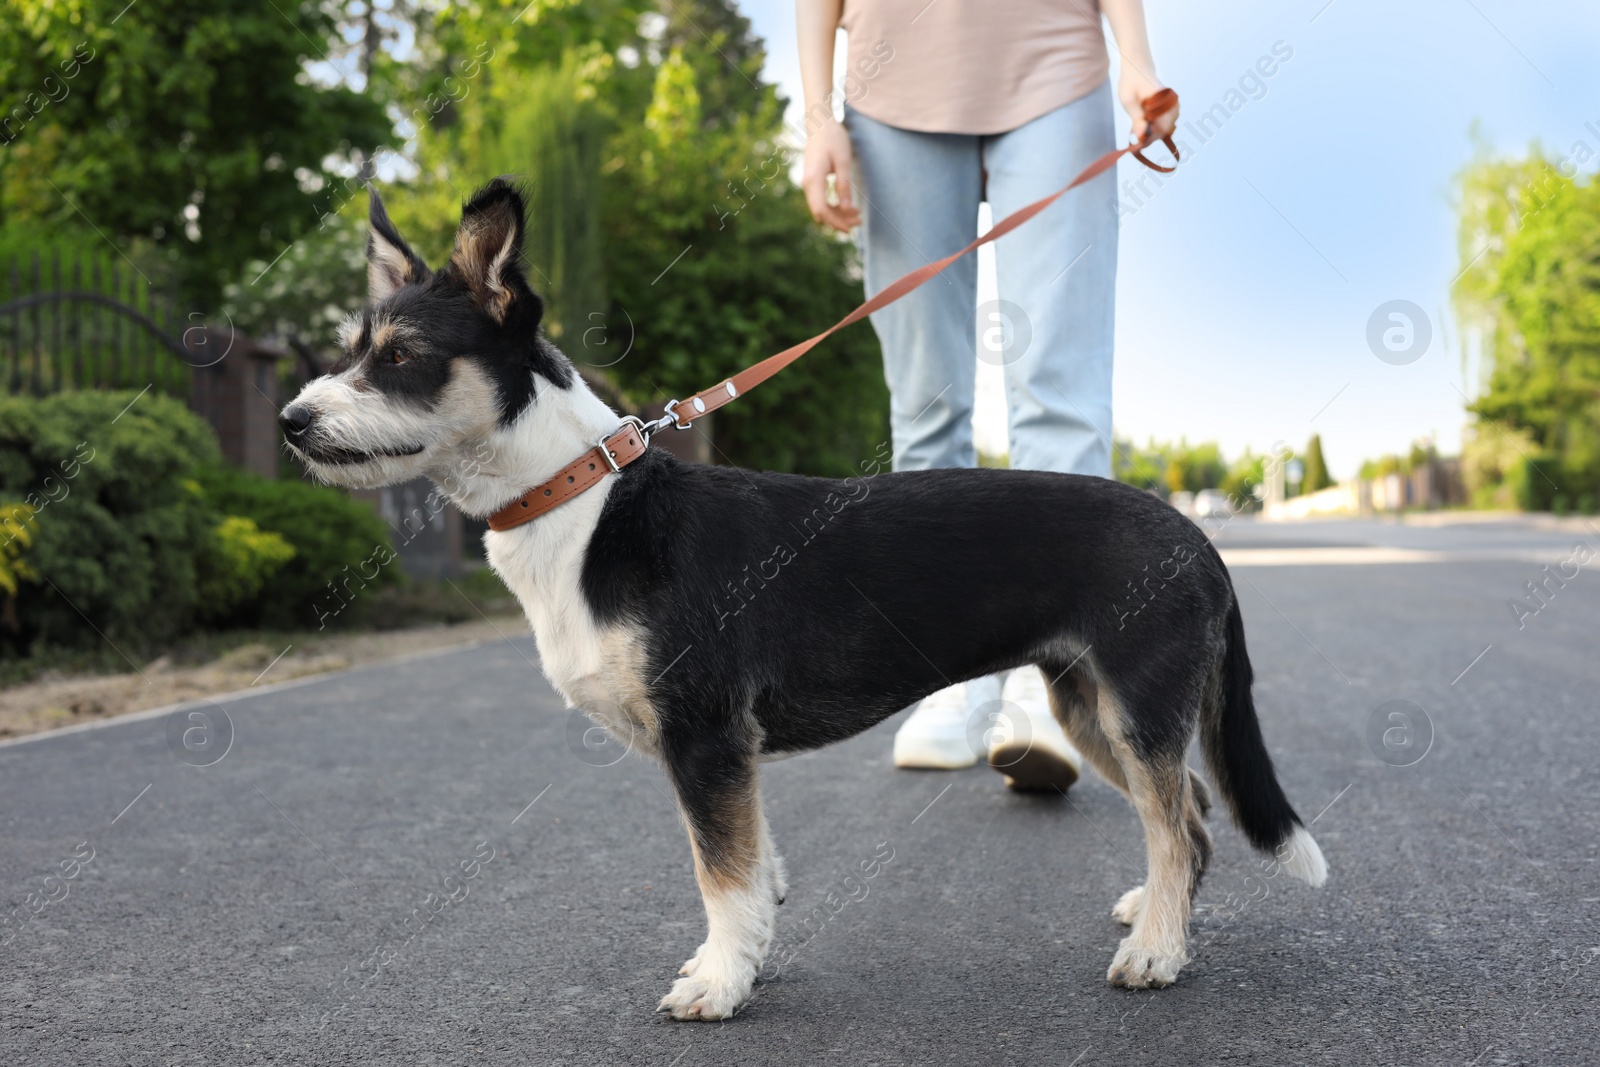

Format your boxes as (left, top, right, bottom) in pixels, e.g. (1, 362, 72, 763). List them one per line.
(2, 514, 1597, 1065)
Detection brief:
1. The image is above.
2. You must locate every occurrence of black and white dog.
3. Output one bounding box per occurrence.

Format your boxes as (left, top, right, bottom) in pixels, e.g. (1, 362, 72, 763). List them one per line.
(281, 179, 1327, 1020)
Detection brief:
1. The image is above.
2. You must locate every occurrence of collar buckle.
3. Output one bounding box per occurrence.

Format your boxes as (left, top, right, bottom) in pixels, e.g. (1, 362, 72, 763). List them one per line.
(599, 415, 648, 474)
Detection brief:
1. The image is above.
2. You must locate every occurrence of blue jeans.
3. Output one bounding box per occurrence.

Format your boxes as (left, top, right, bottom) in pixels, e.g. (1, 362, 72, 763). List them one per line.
(846, 81, 1118, 476)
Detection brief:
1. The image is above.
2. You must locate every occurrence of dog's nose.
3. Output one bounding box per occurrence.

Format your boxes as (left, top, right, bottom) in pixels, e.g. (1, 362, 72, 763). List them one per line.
(279, 404, 314, 436)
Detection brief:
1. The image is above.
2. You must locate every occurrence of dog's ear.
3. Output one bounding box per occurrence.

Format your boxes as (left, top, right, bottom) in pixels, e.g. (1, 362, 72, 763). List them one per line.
(367, 188, 430, 302)
(448, 178, 532, 325)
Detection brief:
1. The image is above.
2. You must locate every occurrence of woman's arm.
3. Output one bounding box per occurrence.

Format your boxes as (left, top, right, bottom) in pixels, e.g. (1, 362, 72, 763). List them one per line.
(797, 0, 861, 233)
(1101, 0, 1178, 142)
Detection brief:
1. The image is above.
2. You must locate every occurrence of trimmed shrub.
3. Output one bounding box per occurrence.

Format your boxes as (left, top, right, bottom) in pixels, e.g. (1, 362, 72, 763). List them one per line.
(0, 391, 396, 652)
(0, 391, 221, 650)
(198, 516, 296, 621)
(0, 502, 39, 597)
(194, 466, 400, 630)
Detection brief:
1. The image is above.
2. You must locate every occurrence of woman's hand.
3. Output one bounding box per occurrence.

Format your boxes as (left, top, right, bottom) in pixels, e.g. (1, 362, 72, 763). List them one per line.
(1117, 64, 1177, 144)
(802, 117, 861, 234)
(1104, 0, 1175, 144)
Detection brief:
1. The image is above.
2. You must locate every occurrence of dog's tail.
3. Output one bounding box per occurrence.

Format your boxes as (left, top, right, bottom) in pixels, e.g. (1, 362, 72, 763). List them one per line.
(1202, 594, 1328, 887)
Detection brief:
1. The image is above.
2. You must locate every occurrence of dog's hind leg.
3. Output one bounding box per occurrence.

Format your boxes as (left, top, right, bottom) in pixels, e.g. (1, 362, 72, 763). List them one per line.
(1047, 666, 1212, 929)
(1096, 686, 1212, 988)
(1046, 665, 1132, 798)
(1046, 668, 1149, 926)
(657, 733, 776, 1021)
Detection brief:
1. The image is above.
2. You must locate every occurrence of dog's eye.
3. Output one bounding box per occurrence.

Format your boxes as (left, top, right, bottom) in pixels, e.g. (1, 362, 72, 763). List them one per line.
(382, 350, 410, 366)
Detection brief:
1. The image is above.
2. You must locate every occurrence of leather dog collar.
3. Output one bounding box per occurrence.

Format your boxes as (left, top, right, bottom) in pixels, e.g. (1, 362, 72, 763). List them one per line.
(487, 420, 647, 531)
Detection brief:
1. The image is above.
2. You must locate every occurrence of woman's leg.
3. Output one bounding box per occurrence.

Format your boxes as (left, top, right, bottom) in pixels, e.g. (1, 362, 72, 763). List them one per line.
(845, 106, 983, 472)
(982, 80, 1120, 477)
(847, 107, 991, 769)
(974, 85, 1117, 790)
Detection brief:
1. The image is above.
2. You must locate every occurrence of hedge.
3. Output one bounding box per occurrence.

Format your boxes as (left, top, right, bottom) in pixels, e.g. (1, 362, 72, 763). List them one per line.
(194, 466, 400, 630)
(0, 391, 398, 653)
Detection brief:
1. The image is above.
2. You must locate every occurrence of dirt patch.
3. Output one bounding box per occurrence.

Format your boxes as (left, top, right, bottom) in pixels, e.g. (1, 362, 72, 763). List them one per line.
(0, 615, 532, 742)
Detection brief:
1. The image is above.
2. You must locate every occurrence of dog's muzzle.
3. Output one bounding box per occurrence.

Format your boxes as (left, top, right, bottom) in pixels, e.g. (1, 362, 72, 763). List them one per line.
(278, 404, 424, 465)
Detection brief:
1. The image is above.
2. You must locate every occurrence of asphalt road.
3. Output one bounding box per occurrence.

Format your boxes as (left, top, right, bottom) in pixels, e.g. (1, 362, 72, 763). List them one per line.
(3, 515, 1598, 1066)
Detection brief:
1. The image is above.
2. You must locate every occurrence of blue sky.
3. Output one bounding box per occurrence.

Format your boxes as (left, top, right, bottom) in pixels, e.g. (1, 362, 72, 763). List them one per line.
(735, 0, 1600, 477)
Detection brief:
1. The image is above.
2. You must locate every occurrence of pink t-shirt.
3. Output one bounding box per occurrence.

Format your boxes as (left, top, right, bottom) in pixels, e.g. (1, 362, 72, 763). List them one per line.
(839, 0, 1109, 135)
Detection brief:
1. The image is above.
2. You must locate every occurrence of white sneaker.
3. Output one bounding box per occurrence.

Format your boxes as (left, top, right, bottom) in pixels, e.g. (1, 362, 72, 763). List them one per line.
(892, 675, 1002, 769)
(986, 666, 1082, 792)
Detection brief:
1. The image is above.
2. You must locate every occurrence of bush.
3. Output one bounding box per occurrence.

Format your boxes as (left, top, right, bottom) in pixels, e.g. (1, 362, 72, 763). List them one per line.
(1512, 454, 1569, 512)
(0, 391, 399, 653)
(1461, 420, 1537, 509)
(198, 516, 296, 620)
(0, 391, 222, 650)
(0, 502, 39, 598)
(194, 466, 401, 630)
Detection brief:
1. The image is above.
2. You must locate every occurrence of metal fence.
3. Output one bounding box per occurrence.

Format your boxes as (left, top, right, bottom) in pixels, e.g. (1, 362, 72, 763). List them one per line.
(0, 250, 193, 397)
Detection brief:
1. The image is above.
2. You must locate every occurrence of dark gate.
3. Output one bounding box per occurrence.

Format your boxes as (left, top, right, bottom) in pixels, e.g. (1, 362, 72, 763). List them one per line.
(0, 250, 286, 478)
(0, 250, 194, 397)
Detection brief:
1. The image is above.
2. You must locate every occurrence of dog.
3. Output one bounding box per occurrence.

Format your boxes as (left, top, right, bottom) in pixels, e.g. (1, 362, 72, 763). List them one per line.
(280, 178, 1328, 1020)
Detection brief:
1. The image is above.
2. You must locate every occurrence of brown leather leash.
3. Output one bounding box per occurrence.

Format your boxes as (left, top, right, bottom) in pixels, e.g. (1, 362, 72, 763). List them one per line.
(488, 90, 1181, 532)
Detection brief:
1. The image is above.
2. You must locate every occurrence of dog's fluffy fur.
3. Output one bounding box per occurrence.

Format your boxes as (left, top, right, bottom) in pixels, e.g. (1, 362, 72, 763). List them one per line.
(283, 180, 1327, 1020)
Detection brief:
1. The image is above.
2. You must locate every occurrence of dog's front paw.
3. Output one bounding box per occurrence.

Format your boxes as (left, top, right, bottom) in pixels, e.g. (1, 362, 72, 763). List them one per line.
(1111, 884, 1146, 926)
(1106, 936, 1187, 989)
(657, 967, 753, 1021)
(677, 942, 708, 976)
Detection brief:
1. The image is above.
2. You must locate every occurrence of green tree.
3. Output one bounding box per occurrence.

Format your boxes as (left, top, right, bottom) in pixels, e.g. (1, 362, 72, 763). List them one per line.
(1301, 433, 1332, 493)
(0, 0, 391, 308)
(221, 210, 368, 369)
(1358, 456, 1393, 481)
(1155, 440, 1225, 493)
(389, 0, 886, 475)
(654, 0, 780, 124)
(391, 56, 611, 347)
(1115, 438, 1228, 496)
(1218, 450, 1266, 511)
(1112, 437, 1162, 490)
(597, 49, 886, 474)
(1455, 150, 1600, 503)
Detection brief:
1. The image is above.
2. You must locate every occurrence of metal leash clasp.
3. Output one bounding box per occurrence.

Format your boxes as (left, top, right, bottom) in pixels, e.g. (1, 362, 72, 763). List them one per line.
(624, 401, 692, 462)
(654, 398, 693, 434)
(652, 382, 737, 436)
